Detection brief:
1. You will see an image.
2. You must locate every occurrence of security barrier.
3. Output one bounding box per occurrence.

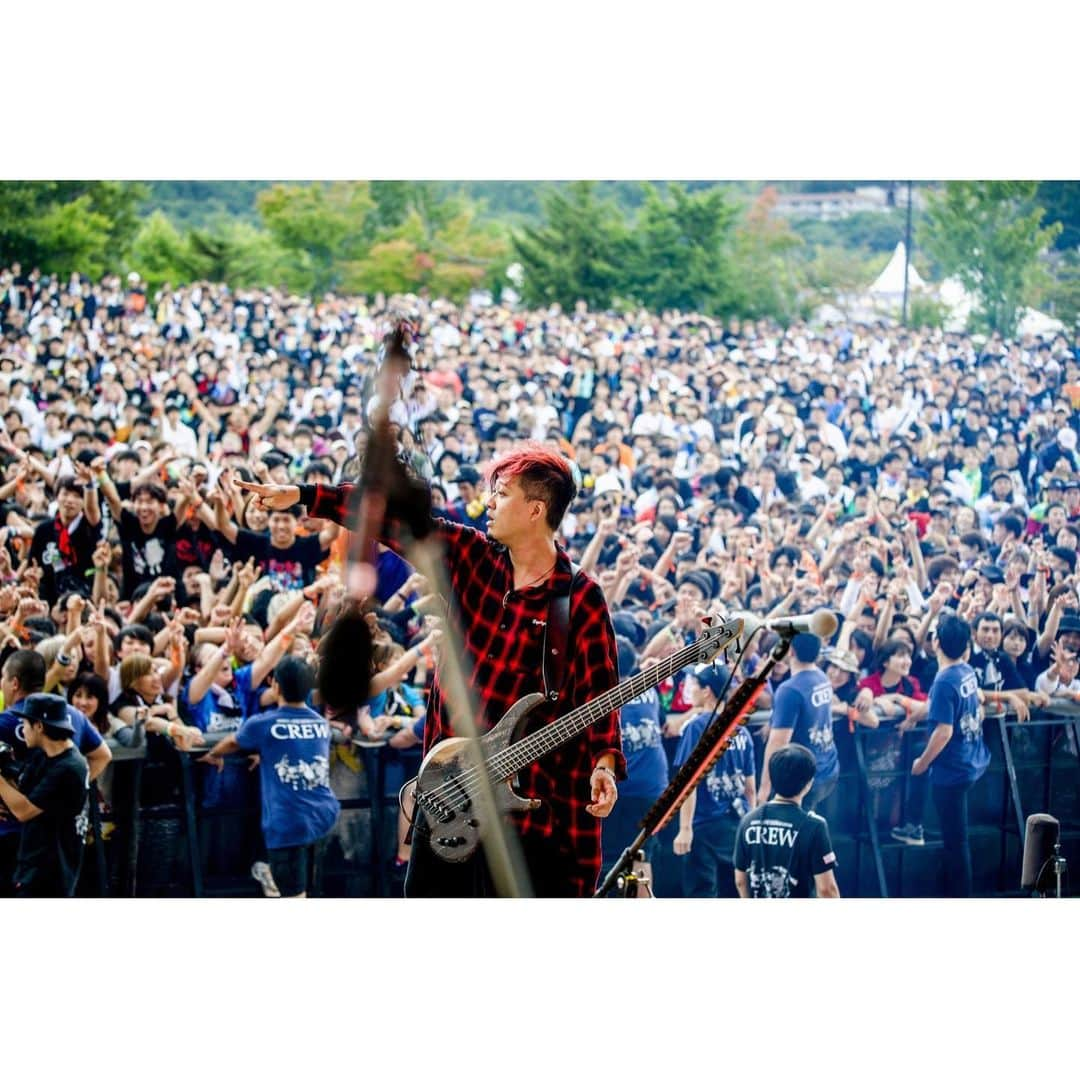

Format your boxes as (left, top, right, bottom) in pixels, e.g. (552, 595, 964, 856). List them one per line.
(80, 706, 1079, 898)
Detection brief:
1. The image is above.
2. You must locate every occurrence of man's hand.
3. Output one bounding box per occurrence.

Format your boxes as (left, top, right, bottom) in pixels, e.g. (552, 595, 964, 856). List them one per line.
(586, 766, 618, 818)
(1005, 692, 1031, 723)
(674, 826, 693, 856)
(911, 755, 929, 776)
(235, 480, 300, 512)
(198, 749, 224, 771)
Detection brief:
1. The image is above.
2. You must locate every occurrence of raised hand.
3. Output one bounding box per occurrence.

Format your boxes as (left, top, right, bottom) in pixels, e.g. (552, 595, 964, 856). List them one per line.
(235, 479, 300, 512)
(92, 540, 112, 572)
(0, 584, 18, 614)
(224, 617, 245, 657)
(208, 548, 228, 584)
(236, 557, 259, 592)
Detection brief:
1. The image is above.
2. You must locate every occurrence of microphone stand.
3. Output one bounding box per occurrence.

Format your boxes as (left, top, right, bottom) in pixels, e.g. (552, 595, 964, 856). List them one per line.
(1037, 841, 1068, 898)
(595, 630, 792, 898)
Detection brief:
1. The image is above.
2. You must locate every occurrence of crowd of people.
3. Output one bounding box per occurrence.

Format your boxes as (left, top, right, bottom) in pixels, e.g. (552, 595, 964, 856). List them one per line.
(0, 259, 1078, 898)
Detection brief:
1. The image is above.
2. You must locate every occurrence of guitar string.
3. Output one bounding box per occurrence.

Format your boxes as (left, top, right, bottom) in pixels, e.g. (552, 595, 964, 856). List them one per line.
(417, 627, 737, 818)
(437, 630, 738, 806)
(418, 640, 705, 812)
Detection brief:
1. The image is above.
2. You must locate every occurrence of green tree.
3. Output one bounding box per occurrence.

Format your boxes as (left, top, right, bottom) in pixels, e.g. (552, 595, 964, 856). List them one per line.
(797, 243, 889, 318)
(919, 181, 1062, 335)
(625, 183, 738, 314)
(0, 181, 147, 276)
(256, 182, 376, 295)
(347, 200, 509, 302)
(729, 188, 803, 320)
(1035, 250, 1080, 330)
(129, 212, 293, 291)
(511, 182, 632, 310)
(129, 211, 199, 287)
(1037, 182, 1080, 251)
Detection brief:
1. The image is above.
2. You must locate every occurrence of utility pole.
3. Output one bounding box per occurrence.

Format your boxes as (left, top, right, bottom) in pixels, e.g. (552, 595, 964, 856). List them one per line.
(901, 180, 914, 327)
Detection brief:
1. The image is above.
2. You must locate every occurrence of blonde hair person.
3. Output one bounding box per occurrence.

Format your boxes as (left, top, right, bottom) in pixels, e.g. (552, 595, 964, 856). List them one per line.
(37, 632, 83, 694)
(115, 654, 204, 751)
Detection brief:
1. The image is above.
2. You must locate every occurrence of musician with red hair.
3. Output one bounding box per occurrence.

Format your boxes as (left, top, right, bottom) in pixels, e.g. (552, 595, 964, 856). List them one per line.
(238, 442, 624, 897)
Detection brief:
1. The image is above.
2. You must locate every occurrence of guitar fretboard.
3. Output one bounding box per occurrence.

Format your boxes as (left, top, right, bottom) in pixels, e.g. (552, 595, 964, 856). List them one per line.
(485, 628, 737, 781)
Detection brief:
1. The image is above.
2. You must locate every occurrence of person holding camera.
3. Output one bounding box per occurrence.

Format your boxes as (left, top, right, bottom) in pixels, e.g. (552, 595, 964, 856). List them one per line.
(0, 649, 112, 895)
(0, 694, 89, 898)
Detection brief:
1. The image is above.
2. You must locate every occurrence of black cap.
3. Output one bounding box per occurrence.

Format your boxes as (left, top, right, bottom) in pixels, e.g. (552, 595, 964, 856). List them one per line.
(10, 693, 74, 733)
(979, 565, 1006, 584)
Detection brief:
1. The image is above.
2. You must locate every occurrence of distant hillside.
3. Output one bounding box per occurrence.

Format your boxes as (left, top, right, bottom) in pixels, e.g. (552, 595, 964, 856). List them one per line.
(144, 181, 275, 227)
(142, 180, 770, 230)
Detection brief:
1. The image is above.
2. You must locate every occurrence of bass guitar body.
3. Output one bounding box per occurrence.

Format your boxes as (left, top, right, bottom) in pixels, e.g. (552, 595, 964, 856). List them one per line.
(406, 692, 548, 863)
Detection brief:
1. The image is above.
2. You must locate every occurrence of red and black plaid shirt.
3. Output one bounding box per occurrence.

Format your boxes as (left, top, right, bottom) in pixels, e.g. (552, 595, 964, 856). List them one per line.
(302, 483, 625, 896)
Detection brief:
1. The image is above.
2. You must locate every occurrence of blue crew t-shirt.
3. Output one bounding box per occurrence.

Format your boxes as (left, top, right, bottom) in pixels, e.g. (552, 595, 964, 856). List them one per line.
(674, 713, 755, 824)
(770, 668, 838, 785)
(234, 705, 340, 850)
(617, 687, 668, 802)
(926, 662, 990, 787)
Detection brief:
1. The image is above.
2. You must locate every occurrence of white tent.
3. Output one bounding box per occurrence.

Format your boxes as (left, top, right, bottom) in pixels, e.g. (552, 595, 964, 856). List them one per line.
(939, 275, 977, 332)
(1018, 307, 1065, 337)
(867, 242, 927, 301)
(938, 277, 1065, 337)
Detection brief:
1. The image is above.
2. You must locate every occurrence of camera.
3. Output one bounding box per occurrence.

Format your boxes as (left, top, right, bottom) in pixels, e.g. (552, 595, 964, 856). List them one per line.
(0, 741, 23, 783)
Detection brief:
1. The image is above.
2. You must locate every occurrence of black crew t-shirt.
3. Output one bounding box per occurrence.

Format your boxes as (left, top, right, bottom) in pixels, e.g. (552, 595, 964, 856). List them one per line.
(13, 745, 89, 897)
(733, 800, 837, 898)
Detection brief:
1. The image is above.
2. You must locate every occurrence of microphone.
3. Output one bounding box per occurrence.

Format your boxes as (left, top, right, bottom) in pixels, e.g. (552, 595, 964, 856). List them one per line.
(733, 608, 839, 640)
(1021, 813, 1060, 893)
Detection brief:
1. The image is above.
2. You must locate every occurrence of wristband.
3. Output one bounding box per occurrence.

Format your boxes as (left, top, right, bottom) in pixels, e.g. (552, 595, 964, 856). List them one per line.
(594, 764, 616, 779)
(56, 652, 71, 667)
(165, 721, 174, 739)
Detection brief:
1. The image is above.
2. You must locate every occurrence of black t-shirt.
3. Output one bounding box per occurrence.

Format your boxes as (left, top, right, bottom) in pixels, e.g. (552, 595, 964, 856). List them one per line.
(13, 745, 88, 898)
(29, 513, 102, 604)
(234, 528, 325, 591)
(174, 520, 216, 573)
(968, 645, 1024, 694)
(119, 508, 179, 600)
(734, 800, 837, 898)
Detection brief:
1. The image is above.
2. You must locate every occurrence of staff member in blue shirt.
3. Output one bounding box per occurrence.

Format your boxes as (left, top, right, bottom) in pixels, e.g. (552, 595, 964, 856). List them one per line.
(201, 656, 339, 898)
(599, 636, 668, 883)
(911, 613, 989, 897)
(758, 632, 837, 813)
(673, 663, 756, 897)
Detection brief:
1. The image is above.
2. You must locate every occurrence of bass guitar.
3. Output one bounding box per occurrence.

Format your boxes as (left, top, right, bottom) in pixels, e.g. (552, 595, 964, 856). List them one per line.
(403, 617, 742, 863)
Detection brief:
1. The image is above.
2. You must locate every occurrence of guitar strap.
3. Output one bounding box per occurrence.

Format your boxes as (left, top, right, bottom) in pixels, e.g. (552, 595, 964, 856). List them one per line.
(541, 561, 581, 703)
